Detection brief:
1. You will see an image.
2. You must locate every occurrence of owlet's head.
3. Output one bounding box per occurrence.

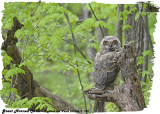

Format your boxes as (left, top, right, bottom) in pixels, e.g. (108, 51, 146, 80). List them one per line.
(100, 36, 121, 52)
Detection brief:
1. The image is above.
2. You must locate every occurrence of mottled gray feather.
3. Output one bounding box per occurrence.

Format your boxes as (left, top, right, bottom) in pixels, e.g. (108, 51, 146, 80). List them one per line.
(94, 36, 121, 90)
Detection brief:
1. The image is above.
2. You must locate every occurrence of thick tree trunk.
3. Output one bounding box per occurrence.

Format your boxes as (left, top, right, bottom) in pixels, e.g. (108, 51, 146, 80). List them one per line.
(84, 43, 146, 111)
(1, 17, 76, 111)
(135, 15, 144, 80)
(116, 4, 124, 46)
(125, 6, 136, 42)
(125, 5, 145, 80)
(142, 6, 149, 82)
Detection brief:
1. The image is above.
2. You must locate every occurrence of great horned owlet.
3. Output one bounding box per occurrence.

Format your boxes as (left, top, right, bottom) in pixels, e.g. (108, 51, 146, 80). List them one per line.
(93, 36, 121, 112)
(94, 36, 121, 89)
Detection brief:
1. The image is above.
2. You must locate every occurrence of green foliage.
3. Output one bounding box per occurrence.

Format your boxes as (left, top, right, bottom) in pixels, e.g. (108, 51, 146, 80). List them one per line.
(137, 56, 143, 66)
(141, 81, 152, 105)
(5, 67, 25, 81)
(142, 70, 150, 78)
(120, 5, 137, 21)
(122, 24, 132, 31)
(142, 50, 153, 57)
(1, 82, 17, 96)
(137, 50, 153, 66)
(135, 11, 147, 21)
(12, 97, 56, 112)
(106, 102, 119, 112)
(1, 2, 156, 112)
(2, 55, 12, 67)
(33, 71, 94, 110)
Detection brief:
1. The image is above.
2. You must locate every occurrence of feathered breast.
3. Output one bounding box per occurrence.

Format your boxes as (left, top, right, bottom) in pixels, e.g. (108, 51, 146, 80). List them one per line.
(94, 51, 119, 90)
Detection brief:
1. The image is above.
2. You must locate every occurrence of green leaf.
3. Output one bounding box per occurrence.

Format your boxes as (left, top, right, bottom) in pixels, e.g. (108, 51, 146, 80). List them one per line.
(2, 55, 12, 67)
(24, 19, 32, 29)
(95, 21, 104, 28)
(3, 82, 11, 88)
(40, 104, 48, 110)
(5, 67, 25, 81)
(142, 50, 153, 57)
(27, 98, 35, 107)
(47, 106, 56, 112)
(123, 24, 132, 31)
(87, 43, 97, 49)
(11, 88, 17, 93)
(19, 61, 26, 67)
(45, 97, 53, 105)
(38, 35, 50, 45)
(14, 29, 25, 38)
(24, 29, 33, 37)
(12, 98, 28, 108)
(137, 56, 143, 65)
(142, 70, 150, 78)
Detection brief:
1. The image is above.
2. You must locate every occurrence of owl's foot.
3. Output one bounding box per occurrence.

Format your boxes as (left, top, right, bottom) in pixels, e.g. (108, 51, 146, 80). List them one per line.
(105, 85, 114, 90)
(83, 88, 106, 95)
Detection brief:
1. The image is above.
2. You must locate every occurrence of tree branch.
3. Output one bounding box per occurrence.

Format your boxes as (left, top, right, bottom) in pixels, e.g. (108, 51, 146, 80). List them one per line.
(88, 3, 104, 38)
(62, 39, 91, 64)
(56, 53, 76, 68)
(24, 42, 49, 61)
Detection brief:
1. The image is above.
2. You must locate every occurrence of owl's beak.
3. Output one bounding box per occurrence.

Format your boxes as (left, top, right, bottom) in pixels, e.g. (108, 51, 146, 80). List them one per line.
(109, 43, 112, 47)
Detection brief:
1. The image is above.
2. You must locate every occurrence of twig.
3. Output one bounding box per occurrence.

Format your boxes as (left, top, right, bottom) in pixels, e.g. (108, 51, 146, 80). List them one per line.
(24, 42, 49, 60)
(62, 39, 91, 64)
(62, 4, 88, 113)
(14, 93, 29, 101)
(6, 93, 11, 104)
(88, 3, 104, 38)
(30, 1, 41, 17)
(57, 54, 76, 68)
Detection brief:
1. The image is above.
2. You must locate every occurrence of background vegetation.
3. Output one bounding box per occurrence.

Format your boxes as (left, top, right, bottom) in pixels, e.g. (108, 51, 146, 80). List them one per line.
(1, 2, 157, 112)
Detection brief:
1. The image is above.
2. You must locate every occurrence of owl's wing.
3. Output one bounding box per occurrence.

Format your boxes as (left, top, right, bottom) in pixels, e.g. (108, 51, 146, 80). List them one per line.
(94, 52, 119, 90)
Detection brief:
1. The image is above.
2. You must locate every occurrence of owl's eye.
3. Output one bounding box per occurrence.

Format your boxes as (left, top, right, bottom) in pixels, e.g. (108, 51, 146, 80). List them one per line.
(112, 40, 118, 45)
(103, 41, 109, 45)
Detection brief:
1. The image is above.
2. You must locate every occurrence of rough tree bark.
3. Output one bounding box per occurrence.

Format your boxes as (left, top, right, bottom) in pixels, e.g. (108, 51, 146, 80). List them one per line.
(125, 4, 144, 80)
(84, 43, 146, 111)
(125, 3, 156, 81)
(142, 5, 149, 82)
(125, 6, 136, 42)
(116, 4, 124, 46)
(1, 17, 76, 111)
(135, 15, 144, 80)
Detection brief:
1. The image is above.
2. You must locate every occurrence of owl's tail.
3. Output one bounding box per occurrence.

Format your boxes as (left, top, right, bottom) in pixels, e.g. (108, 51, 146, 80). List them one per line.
(94, 101, 105, 112)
